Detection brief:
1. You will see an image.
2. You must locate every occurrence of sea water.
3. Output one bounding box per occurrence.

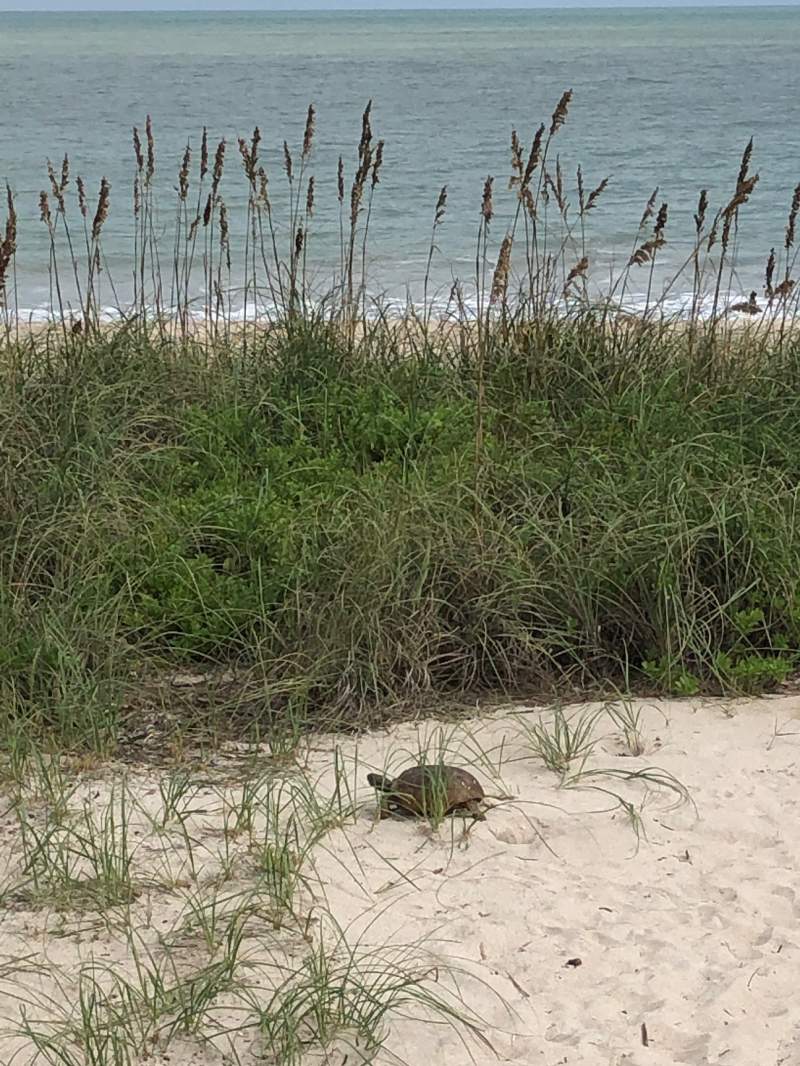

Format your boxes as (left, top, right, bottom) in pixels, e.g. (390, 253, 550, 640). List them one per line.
(1, 6, 799, 317)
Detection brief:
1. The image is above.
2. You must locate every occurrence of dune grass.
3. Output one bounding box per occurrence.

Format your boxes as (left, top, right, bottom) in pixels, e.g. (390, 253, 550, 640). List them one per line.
(2, 311, 800, 755)
(2, 92, 800, 756)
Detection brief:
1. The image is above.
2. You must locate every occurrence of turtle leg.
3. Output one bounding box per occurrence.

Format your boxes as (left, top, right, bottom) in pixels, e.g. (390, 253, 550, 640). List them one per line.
(465, 800, 487, 822)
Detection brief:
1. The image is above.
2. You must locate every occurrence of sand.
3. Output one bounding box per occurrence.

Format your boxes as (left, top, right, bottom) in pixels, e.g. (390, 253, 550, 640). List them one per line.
(1, 695, 799, 1065)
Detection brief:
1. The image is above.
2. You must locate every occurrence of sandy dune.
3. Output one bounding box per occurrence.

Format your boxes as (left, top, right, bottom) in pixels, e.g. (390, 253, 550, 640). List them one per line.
(1, 695, 799, 1065)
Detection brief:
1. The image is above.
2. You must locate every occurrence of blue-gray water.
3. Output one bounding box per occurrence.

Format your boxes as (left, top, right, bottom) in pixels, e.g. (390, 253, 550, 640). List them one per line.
(1, 6, 799, 316)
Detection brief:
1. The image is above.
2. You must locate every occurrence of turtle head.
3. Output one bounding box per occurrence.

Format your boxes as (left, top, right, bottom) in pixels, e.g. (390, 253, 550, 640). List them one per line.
(367, 772, 391, 791)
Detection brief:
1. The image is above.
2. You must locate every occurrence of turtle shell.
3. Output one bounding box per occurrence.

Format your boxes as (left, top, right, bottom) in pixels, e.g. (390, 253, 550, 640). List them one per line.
(371, 763, 485, 818)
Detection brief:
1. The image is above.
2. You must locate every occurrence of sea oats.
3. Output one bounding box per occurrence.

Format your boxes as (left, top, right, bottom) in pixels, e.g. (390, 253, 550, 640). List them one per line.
(302, 104, 316, 160)
(629, 236, 664, 267)
(522, 123, 545, 190)
(583, 176, 609, 214)
(639, 187, 659, 228)
(564, 254, 589, 294)
(133, 126, 144, 172)
(510, 130, 524, 188)
(211, 139, 226, 197)
(358, 100, 373, 163)
(765, 247, 776, 298)
(77, 175, 88, 218)
(200, 126, 209, 180)
(350, 176, 364, 226)
(434, 185, 448, 226)
(371, 140, 384, 188)
(549, 89, 572, 136)
(218, 199, 230, 254)
(654, 202, 668, 240)
(257, 167, 270, 208)
(39, 190, 52, 227)
(306, 175, 315, 217)
(694, 189, 708, 234)
(721, 173, 759, 251)
(178, 144, 191, 201)
(544, 169, 567, 215)
(490, 233, 513, 305)
(784, 182, 800, 251)
(145, 115, 155, 183)
(736, 136, 754, 188)
(239, 135, 259, 186)
(481, 175, 494, 224)
(91, 177, 110, 240)
(0, 184, 17, 296)
(47, 160, 65, 213)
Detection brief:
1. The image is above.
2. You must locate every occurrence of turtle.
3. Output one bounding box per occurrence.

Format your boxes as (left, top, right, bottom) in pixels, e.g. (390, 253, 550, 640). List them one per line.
(367, 763, 487, 821)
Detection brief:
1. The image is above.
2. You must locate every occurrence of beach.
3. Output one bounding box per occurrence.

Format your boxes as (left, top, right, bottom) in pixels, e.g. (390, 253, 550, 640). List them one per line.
(2, 695, 799, 1064)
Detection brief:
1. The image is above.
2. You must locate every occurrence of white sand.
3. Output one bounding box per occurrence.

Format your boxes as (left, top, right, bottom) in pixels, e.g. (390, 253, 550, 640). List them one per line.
(1, 695, 799, 1065)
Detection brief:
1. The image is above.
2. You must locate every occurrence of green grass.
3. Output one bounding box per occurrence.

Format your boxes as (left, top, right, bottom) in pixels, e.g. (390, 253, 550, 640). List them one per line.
(3, 314, 800, 752)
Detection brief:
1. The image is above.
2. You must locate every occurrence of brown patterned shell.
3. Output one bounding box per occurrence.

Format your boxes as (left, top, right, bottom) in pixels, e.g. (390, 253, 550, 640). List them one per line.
(368, 764, 485, 817)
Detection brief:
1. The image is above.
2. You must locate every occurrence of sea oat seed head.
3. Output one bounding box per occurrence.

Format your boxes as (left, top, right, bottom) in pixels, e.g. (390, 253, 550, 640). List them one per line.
(76, 175, 88, 218)
(257, 166, 270, 208)
(639, 187, 659, 229)
(654, 202, 668, 239)
(211, 139, 226, 195)
(564, 254, 589, 295)
(765, 247, 776, 297)
(306, 175, 315, 217)
(371, 140, 385, 189)
(490, 233, 513, 305)
(302, 104, 316, 160)
(145, 115, 155, 183)
(522, 124, 545, 190)
(39, 191, 51, 226)
(91, 177, 110, 240)
(200, 126, 209, 180)
(737, 136, 754, 189)
(434, 185, 448, 226)
(178, 144, 191, 201)
(694, 189, 708, 234)
(584, 177, 609, 214)
(133, 126, 144, 172)
(481, 175, 494, 224)
(510, 130, 523, 188)
(549, 89, 572, 136)
(785, 182, 800, 251)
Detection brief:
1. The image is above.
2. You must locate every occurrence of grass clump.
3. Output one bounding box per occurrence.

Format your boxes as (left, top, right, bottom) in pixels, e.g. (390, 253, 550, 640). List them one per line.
(3, 317, 800, 754)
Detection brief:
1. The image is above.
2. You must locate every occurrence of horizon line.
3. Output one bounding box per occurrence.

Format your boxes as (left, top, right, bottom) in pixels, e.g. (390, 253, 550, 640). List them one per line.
(3, 1, 799, 9)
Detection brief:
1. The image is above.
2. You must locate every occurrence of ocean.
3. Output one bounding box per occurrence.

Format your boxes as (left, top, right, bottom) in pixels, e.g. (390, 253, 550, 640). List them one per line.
(1, 5, 799, 317)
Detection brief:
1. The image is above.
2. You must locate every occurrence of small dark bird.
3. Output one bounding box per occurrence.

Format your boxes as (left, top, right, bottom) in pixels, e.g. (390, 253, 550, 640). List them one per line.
(729, 290, 761, 315)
